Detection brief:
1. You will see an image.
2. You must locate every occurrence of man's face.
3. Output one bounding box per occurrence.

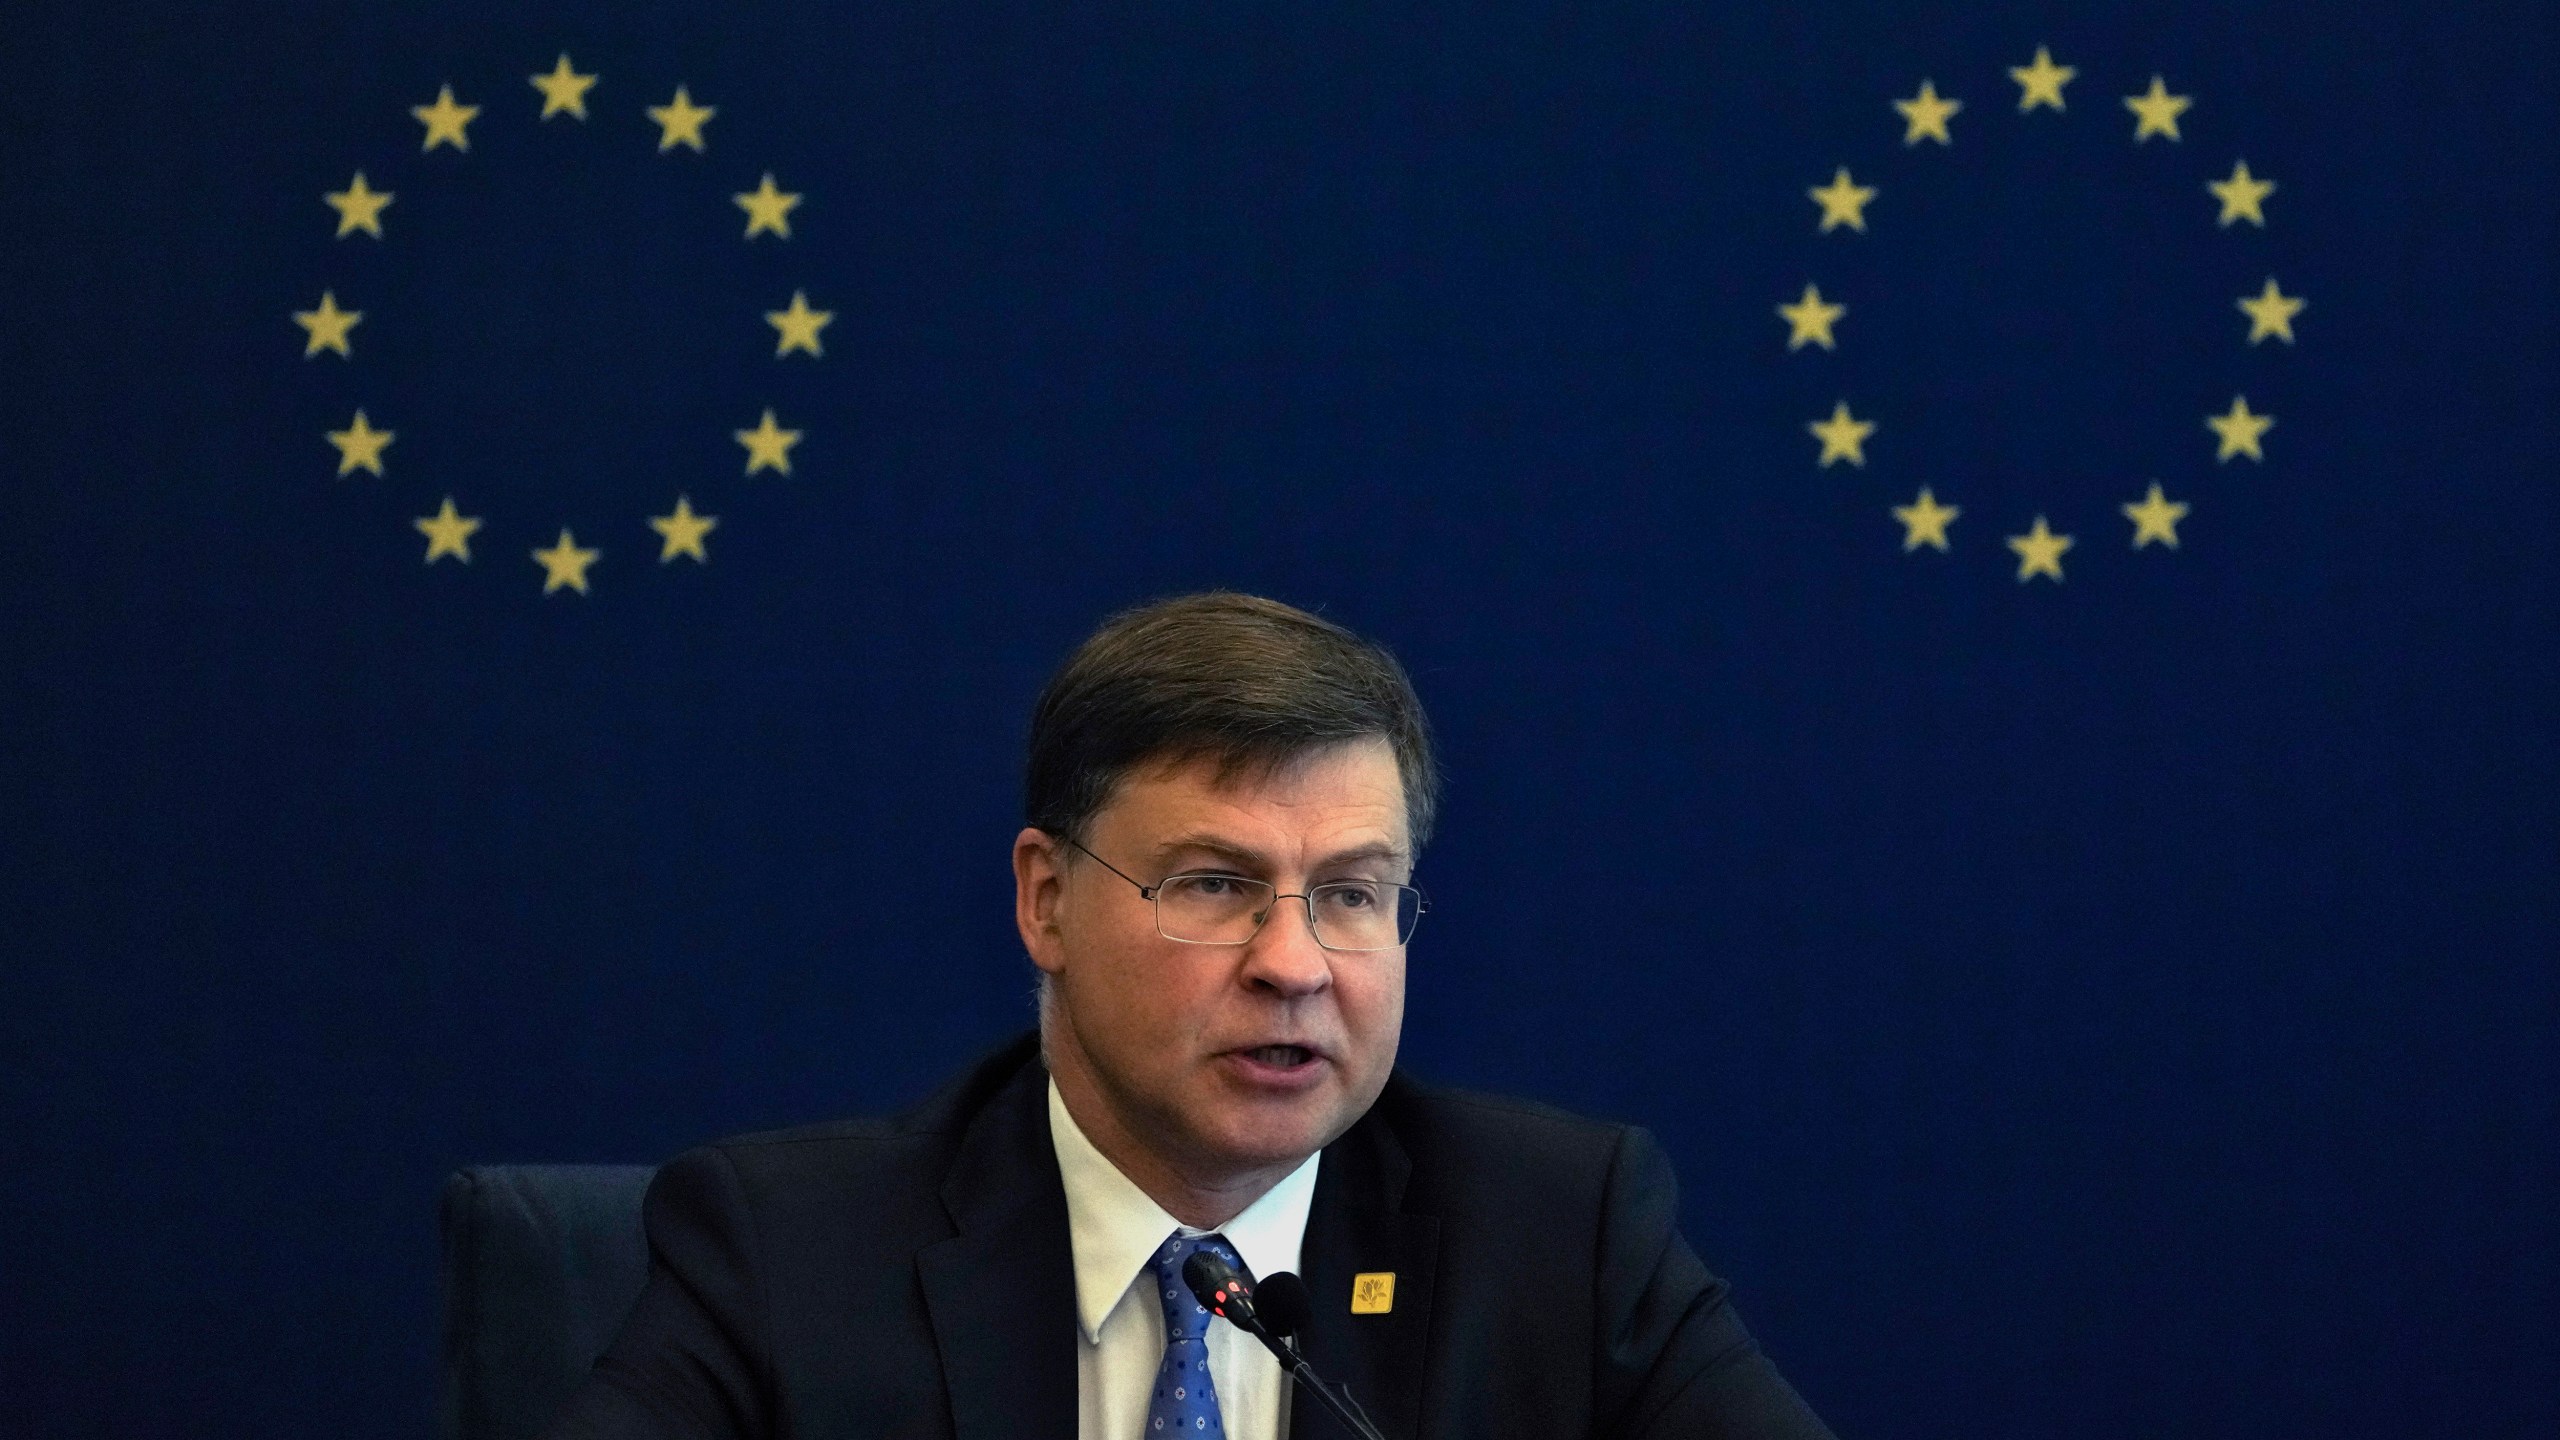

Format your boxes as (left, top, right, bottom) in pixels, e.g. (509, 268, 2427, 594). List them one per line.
(1018, 737, 1411, 1188)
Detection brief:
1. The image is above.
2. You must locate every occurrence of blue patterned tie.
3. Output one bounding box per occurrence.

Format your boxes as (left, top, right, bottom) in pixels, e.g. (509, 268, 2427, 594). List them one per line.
(1146, 1231, 1243, 1439)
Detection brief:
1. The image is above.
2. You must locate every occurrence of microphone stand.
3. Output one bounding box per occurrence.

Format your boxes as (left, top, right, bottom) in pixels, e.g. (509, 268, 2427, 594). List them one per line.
(1250, 1332, 1388, 1440)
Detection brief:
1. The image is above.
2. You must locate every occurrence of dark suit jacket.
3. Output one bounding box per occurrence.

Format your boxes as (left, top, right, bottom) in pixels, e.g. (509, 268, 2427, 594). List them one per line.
(547, 1034, 1834, 1440)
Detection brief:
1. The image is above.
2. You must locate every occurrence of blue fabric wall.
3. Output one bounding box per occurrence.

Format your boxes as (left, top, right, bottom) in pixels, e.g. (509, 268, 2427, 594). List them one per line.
(4, 2, 2554, 1435)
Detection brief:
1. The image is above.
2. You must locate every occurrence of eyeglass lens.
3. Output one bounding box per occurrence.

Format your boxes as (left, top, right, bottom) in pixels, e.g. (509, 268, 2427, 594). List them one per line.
(1154, 874, 1419, 949)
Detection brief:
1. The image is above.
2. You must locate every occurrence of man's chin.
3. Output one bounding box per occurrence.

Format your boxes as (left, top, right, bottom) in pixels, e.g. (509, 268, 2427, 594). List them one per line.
(1191, 1088, 1362, 1173)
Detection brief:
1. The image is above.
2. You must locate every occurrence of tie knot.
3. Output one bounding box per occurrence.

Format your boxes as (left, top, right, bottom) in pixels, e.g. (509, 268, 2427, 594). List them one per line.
(1150, 1231, 1242, 1342)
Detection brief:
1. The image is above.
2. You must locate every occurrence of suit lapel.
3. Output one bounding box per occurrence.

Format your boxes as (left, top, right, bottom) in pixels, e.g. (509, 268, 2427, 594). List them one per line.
(1290, 1104, 1441, 1440)
(915, 1057, 1081, 1440)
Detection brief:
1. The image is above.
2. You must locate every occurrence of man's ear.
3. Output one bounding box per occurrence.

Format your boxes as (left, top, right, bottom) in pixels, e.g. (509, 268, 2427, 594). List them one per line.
(1014, 826, 1069, 975)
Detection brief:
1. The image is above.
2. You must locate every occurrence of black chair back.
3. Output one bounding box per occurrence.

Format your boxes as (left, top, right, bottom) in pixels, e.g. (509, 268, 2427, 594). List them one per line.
(439, 1165, 655, 1440)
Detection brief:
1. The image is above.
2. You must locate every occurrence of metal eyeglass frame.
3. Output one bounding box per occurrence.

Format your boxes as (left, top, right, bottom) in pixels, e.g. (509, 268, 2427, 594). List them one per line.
(1063, 837, 1427, 951)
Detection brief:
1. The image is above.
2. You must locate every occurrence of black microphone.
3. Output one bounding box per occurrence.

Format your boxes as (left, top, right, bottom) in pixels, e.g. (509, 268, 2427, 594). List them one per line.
(1182, 1251, 1387, 1440)
(1182, 1248, 1266, 1332)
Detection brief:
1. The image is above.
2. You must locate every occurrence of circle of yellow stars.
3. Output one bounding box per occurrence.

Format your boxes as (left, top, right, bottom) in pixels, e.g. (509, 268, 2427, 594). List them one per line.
(298, 54, 836, 595)
(1784, 46, 2305, 584)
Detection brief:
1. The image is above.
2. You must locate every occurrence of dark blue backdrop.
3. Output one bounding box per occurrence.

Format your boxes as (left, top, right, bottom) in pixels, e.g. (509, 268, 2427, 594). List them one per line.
(5, 2, 2555, 1436)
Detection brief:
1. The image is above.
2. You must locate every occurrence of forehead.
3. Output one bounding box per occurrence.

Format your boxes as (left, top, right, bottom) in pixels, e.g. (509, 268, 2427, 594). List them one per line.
(1096, 738, 1410, 853)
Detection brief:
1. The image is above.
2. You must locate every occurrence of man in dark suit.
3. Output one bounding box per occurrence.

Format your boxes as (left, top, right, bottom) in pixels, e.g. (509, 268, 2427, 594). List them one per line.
(549, 593, 1834, 1440)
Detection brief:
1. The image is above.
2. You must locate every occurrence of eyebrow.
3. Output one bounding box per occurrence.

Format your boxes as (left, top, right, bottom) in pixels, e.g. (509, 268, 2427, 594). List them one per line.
(1150, 833, 1411, 874)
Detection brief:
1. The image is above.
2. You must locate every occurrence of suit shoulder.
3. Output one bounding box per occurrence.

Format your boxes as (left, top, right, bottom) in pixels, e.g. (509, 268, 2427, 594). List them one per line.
(711, 1110, 939, 1153)
(678, 1030, 1043, 1194)
(1374, 1072, 1642, 1198)
(1385, 1072, 1634, 1145)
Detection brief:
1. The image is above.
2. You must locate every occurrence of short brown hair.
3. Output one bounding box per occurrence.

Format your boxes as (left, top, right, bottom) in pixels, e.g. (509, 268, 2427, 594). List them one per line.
(1024, 592, 1439, 849)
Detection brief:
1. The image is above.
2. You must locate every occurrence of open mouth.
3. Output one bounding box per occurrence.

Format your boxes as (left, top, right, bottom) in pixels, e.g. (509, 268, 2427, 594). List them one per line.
(1241, 1044, 1317, 1068)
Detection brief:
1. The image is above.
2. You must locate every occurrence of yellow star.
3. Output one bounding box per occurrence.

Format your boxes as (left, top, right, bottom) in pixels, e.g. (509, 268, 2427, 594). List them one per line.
(323, 172, 393, 239)
(735, 173, 803, 239)
(1892, 488, 1960, 552)
(1894, 80, 1962, 146)
(1808, 402, 1875, 468)
(412, 85, 480, 152)
(2009, 46, 2077, 112)
(1778, 283, 1847, 351)
(1808, 167, 1877, 233)
(767, 290, 834, 357)
(650, 497, 719, 563)
(734, 408, 805, 474)
(2207, 395, 2275, 462)
(294, 290, 361, 358)
(414, 497, 481, 564)
(2124, 76, 2192, 142)
(2007, 516, 2073, 582)
(532, 529, 601, 594)
(2209, 160, 2277, 227)
(2237, 278, 2306, 345)
(647, 86, 716, 152)
(2123, 483, 2190, 549)
(326, 410, 394, 476)
(530, 54, 598, 121)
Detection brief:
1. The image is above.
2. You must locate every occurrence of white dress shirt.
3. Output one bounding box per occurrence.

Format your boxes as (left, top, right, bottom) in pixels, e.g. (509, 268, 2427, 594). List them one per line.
(1048, 1079, 1319, 1440)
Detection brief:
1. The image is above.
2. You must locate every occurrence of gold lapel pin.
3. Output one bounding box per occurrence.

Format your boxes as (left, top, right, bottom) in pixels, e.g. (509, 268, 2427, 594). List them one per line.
(1350, 1272, 1396, 1314)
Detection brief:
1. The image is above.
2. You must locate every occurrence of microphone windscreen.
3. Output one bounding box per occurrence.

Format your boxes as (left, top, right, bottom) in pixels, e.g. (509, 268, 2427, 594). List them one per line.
(1256, 1271, 1313, 1339)
(1181, 1248, 1259, 1327)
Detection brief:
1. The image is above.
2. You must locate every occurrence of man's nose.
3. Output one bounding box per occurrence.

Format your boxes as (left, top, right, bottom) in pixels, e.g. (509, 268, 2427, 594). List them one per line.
(1240, 894, 1332, 997)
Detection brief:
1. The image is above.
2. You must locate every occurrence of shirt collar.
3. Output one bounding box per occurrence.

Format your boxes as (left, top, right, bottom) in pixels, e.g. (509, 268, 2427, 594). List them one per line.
(1047, 1076, 1323, 1344)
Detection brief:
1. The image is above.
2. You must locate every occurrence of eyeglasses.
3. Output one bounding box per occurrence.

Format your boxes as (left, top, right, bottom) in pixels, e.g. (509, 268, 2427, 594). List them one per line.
(1064, 838, 1427, 951)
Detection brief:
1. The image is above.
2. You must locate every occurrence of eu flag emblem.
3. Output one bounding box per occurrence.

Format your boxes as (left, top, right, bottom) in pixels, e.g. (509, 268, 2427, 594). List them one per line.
(1782, 46, 2306, 584)
(294, 55, 837, 595)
